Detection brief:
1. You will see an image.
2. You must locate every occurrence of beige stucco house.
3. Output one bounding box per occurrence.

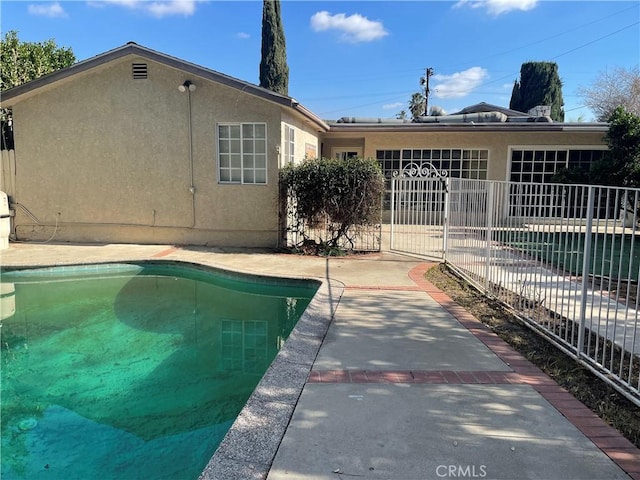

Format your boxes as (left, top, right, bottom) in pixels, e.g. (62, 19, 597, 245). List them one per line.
(0, 43, 610, 247)
(0, 42, 328, 247)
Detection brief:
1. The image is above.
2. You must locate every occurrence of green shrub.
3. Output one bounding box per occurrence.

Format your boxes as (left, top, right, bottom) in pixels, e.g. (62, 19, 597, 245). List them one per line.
(281, 157, 385, 253)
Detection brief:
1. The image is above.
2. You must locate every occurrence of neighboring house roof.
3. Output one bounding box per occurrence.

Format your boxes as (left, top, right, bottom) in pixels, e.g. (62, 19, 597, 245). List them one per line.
(327, 100, 608, 131)
(0, 42, 329, 132)
(451, 102, 531, 117)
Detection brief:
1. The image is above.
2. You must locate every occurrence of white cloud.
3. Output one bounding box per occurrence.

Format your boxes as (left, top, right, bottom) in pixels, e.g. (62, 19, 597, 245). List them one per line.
(147, 1, 195, 17)
(236, 32, 250, 40)
(310, 11, 388, 43)
(382, 102, 404, 110)
(91, 0, 197, 18)
(454, 0, 538, 16)
(432, 67, 489, 99)
(28, 2, 67, 17)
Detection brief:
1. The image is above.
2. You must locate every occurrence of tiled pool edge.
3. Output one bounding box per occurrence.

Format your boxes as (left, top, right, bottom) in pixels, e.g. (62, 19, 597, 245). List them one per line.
(198, 278, 344, 480)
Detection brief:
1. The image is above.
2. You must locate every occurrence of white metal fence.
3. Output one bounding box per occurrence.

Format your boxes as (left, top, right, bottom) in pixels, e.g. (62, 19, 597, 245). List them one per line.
(391, 175, 640, 405)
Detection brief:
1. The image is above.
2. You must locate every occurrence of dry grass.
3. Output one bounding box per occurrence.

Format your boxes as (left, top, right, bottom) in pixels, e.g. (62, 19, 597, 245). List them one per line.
(424, 263, 640, 449)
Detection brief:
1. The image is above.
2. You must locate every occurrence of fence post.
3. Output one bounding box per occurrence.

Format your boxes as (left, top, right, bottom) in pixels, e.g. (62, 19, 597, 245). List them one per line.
(390, 177, 396, 250)
(443, 177, 450, 261)
(577, 185, 594, 358)
(484, 181, 495, 292)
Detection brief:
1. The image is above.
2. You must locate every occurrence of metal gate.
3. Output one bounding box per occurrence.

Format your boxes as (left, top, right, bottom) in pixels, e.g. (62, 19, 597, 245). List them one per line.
(389, 162, 448, 258)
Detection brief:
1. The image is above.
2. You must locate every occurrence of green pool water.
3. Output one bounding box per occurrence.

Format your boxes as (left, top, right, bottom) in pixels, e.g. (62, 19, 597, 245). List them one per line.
(0, 262, 317, 480)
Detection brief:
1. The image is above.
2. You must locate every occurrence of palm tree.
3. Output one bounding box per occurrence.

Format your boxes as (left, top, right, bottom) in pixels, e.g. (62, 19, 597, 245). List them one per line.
(409, 92, 425, 120)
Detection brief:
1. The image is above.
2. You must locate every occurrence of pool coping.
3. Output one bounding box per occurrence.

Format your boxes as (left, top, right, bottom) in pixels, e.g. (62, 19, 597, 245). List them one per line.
(198, 276, 344, 480)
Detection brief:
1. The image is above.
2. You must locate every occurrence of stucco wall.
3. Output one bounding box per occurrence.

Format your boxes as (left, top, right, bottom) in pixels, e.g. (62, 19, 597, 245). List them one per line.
(280, 112, 321, 165)
(322, 129, 607, 181)
(10, 55, 314, 247)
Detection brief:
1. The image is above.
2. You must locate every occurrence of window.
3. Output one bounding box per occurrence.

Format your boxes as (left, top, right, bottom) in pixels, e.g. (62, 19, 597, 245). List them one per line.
(509, 148, 605, 183)
(334, 150, 361, 161)
(376, 148, 488, 180)
(377, 150, 401, 178)
(284, 124, 295, 164)
(218, 123, 267, 184)
(508, 148, 607, 218)
(568, 149, 605, 173)
(376, 148, 489, 209)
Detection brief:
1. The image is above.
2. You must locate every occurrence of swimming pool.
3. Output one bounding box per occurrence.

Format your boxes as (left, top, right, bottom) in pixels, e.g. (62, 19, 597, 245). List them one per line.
(0, 262, 319, 479)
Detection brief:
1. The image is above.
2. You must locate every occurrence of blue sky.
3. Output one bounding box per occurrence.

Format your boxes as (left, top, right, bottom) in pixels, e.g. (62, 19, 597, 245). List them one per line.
(3, 0, 639, 121)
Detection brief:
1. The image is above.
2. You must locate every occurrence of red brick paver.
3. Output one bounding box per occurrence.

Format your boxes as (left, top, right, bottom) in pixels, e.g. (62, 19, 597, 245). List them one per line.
(309, 369, 557, 386)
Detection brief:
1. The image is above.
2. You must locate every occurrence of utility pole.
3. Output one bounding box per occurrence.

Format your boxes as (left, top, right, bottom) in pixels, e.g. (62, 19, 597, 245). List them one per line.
(420, 67, 434, 115)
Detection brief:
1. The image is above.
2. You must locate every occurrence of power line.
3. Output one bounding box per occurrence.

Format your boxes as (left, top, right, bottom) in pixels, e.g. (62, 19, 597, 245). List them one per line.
(565, 105, 589, 113)
(317, 19, 638, 116)
(442, 3, 639, 71)
(551, 21, 639, 61)
(437, 21, 640, 94)
(292, 4, 638, 92)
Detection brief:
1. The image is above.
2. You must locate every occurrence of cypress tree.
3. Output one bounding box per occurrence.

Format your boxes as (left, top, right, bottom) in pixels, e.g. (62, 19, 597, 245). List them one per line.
(509, 80, 521, 112)
(259, 0, 289, 96)
(509, 62, 564, 122)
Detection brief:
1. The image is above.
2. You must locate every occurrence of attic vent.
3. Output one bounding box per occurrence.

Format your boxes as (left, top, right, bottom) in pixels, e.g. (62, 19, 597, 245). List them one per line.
(132, 63, 148, 79)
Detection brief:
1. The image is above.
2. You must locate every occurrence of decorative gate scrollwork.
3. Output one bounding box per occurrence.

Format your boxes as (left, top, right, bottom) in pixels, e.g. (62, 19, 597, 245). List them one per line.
(392, 162, 449, 179)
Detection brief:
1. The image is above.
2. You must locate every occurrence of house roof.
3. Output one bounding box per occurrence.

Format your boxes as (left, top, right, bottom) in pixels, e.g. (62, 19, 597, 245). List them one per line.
(325, 121, 608, 133)
(0, 42, 329, 132)
(326, 100, 608, 131)
(451, 102, 531, 117)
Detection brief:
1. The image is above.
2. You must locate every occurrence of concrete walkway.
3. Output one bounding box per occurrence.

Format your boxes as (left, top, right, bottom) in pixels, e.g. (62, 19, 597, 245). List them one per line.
(1, 243, 639, 480)
(269, 265, 638, 480)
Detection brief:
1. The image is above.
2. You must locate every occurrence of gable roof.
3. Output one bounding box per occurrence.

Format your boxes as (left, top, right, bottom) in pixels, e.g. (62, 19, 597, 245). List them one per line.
(0, 42, 329, 131)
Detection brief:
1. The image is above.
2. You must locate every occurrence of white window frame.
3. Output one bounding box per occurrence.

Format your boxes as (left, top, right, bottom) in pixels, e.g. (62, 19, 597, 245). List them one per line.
(217, 122, 268, 185)
(507, 145, 607, 184)
(331, 147, 362, 161)
(283, 124, 295, 165)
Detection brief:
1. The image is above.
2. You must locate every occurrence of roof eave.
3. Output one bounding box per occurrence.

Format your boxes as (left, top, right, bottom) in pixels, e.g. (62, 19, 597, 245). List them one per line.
(291, 102, 330, 132)
(326, 122, 610, 133)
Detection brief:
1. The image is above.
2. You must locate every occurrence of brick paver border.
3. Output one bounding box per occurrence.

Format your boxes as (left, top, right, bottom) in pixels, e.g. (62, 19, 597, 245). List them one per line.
(310, 263, 640, 480)
(309, 369, 520, 385)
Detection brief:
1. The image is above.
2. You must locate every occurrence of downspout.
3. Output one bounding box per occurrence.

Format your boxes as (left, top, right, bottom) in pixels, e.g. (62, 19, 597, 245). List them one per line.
(180, 80, 197, 228)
